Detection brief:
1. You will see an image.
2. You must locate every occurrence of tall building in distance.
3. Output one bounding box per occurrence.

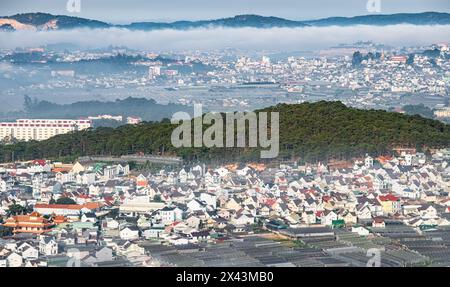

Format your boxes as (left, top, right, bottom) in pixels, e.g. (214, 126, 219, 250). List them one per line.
(148, 66, 161, 78)
(0, 119, 92, 142)
(434, 107, 450, 119)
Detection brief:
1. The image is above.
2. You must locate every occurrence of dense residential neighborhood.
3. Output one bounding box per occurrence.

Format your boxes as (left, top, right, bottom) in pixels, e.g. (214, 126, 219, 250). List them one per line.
(1, 148, 450, 267)
(1, 42, 449, 120)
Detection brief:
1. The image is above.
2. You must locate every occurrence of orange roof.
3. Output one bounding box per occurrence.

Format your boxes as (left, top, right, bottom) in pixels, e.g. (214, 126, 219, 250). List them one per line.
(52, 167, 72, 173)
(5, 223, 53, 228)
(377, 155, 393, 164)
(35, 202, 102, 210)
(8, 214, 46, 223)
(247, 163, 266, 171)
(225, 164, 238, 171)
(53, 215, 67, 223)
(2, 212, 53, 229)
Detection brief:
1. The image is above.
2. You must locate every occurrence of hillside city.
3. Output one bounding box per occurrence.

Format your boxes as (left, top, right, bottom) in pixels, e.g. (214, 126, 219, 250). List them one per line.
(0, 42, 449, 118)
(0, 8, 449, 270)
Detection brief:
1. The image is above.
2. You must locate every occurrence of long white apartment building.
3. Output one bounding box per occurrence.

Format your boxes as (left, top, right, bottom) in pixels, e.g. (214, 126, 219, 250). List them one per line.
(0, 119, 92, 142)
(434, 107, 450, 118)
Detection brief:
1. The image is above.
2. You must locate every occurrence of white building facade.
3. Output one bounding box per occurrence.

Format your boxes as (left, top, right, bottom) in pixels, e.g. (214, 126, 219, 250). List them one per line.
(0, 119, 91, 142)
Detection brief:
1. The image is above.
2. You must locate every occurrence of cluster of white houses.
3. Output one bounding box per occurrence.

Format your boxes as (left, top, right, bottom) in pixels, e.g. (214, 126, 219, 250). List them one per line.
(0, 149, 450, 266)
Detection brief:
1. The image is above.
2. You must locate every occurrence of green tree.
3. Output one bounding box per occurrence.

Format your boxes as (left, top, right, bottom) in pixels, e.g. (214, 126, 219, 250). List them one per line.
(7, 204, 27, 216)
(0, 226, 13, 237)
(55, 197, 77, 205)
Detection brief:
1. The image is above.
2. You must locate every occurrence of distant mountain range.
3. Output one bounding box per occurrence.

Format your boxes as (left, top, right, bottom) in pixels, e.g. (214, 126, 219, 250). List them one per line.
(1, 12, 449, 31)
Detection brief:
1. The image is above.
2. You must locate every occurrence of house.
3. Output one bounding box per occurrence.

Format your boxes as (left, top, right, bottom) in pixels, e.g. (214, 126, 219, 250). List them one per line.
(199, 192, 217, 209)
(225, 197, 243, 211)
(0, 179, 6, 192)
(0, 256, 7, 267)
(342, 211, 357, 225)
(136, 174, 148, 188)
(143, 226, 165, 239)
(419, 205, 438, 219)
(178, 169, 188, 183)
(372, 218, 386, 228)
(285, 213, 301, 225)
(71, 162, 86, 174)
(185, 215, 202, 229)
(378, 194, 401, 215)
(167, 236, 190, 246)
(233, 213, 255, 225)
(187, 199, 206, 212)
(159, 206, 177, 224)
(137, 216, 150, 228)
(77, 173, 96, 185)
(356, 204, 373, 220)
(103, 218, 119, 229)
(39, 235, 58, 256)
(116, 164, 130, 176)
(402, 204, 421, 216)
(82, 247, 114, 265)
(397, 187, 421, 199)
(6, 252, 23, 267)
(118, 241, 145, 258)
(351, 226, 370, 236)
(173, 207, 184, 221)
(302, 211, 316, 225)
(190, 230, 211, 242)
(365, 155, 374, 168)
(119, 195, 165, 217)
(321, 210, 338, 226)
(21, 246, 39, 260)
(81, 213, 97, 223)
(16, 241, 33, 253)
(24, 259, 48, 267)
(120, 226, 140, 240)
(95, 247, 114, 262)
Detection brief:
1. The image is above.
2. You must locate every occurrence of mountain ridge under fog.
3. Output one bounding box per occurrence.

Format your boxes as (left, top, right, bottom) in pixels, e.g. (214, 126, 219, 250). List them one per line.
(1, 12, 449, 31)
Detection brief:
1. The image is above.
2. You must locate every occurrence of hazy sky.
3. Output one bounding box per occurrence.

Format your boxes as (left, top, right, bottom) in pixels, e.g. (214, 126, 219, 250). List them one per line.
(1, 0, 449, 23)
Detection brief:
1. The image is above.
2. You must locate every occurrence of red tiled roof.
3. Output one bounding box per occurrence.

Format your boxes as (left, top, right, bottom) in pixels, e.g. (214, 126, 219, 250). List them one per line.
(265, 199, 277, 206)
(322, 196, 331, 202)
(379, 194, 400, 202)
(373, 218, 385, 223)
(32, 159, 46, 166)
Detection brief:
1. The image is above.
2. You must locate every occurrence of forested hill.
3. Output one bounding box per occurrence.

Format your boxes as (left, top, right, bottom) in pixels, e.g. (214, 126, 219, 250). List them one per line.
(1, 101, 450, 164)
(2, 12, 449, 31)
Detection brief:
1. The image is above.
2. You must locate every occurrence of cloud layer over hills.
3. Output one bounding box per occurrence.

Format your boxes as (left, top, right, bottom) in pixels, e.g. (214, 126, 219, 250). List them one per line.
(0, 25, 449, 51)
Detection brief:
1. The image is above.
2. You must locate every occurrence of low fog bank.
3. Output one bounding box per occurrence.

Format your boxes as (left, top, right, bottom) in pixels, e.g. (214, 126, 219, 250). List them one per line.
(0, 25, 449, 51)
